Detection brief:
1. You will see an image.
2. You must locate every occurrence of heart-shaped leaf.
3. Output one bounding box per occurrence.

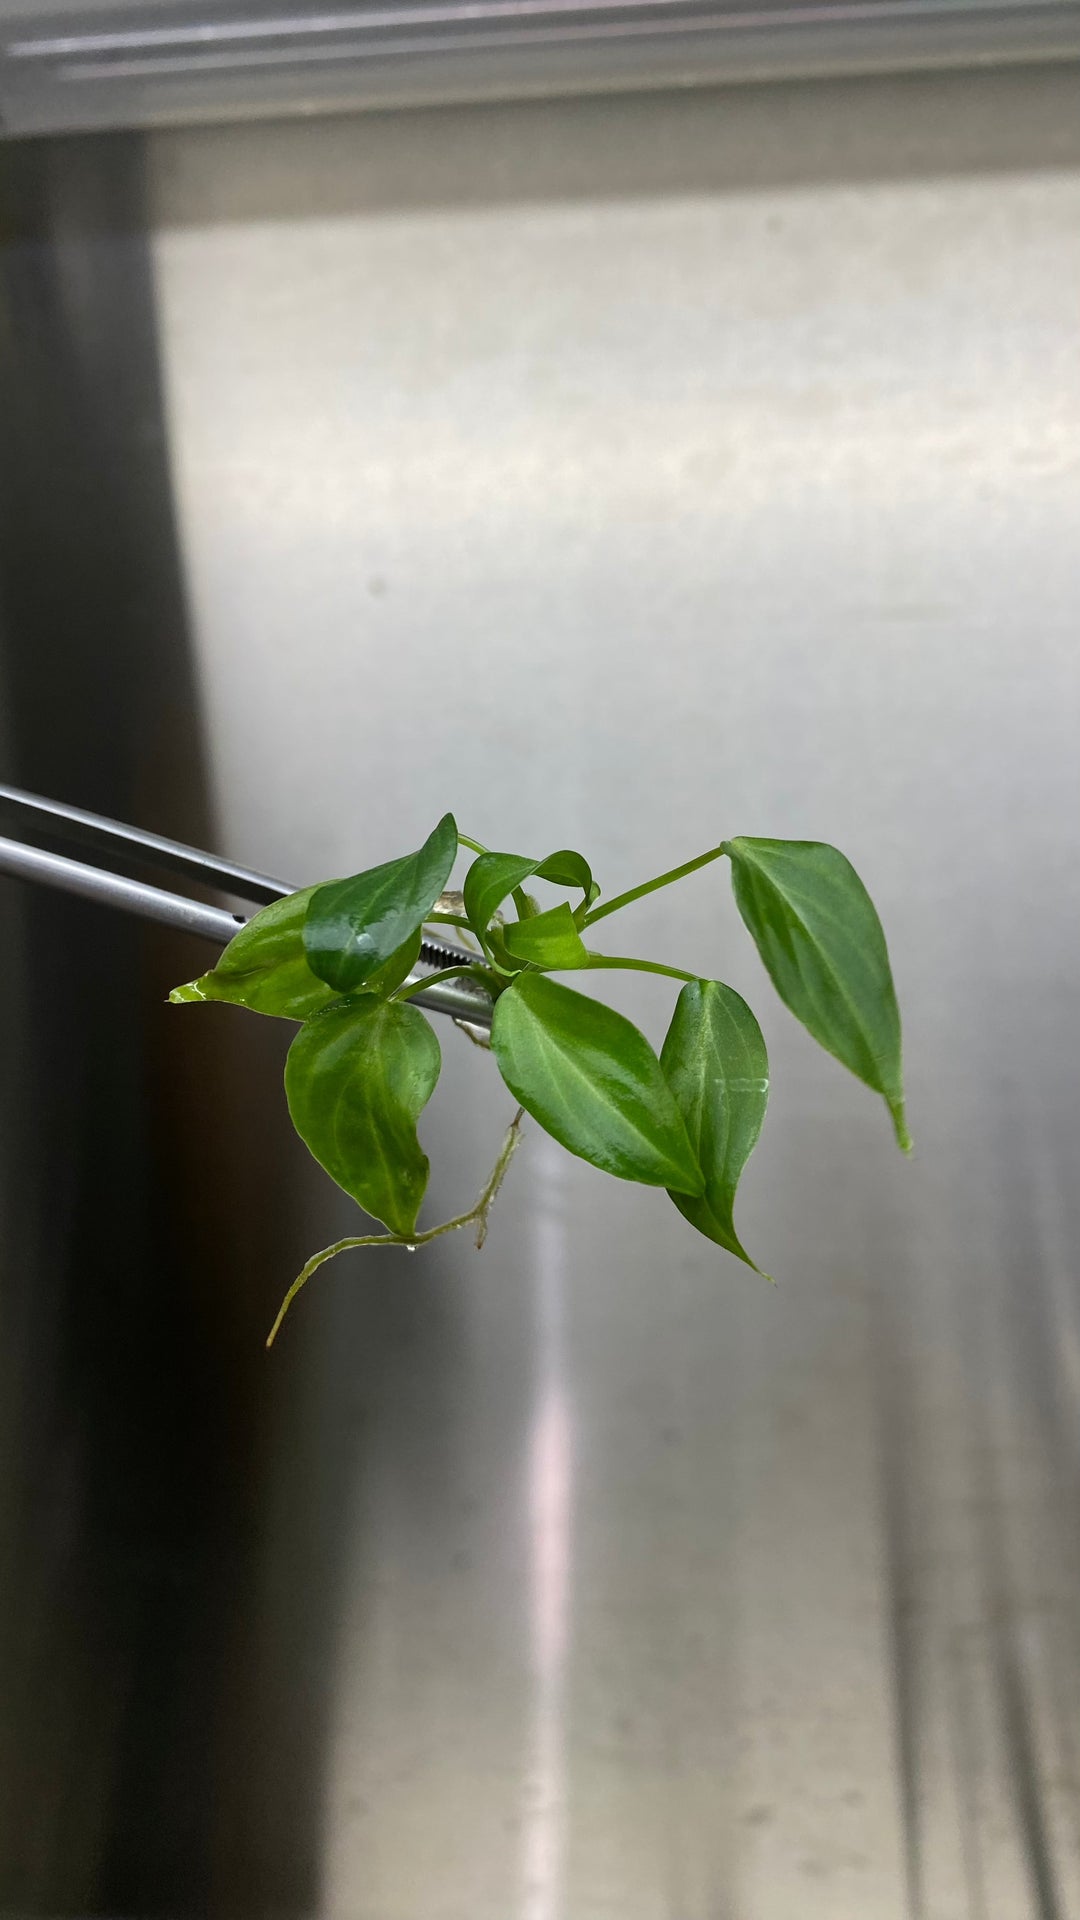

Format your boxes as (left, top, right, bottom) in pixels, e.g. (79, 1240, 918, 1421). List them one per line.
(491, 972, 703, 1194)
(503, 902, 590, 971)
(723, 836, 909, 1149)
(463, 847, 595, 941)
(660, 979, 770, 1273)
(284, 996, 441, 1236)
(169, 889, 421, 1019)
(304, 814, 458, 994)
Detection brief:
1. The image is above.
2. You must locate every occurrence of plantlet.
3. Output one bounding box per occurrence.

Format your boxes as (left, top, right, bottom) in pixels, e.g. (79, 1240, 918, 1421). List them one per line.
(170, 820, 909, 1343)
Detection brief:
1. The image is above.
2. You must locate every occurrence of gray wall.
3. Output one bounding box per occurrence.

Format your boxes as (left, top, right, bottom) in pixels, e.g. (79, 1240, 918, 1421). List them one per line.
(3, 58, 1080, 1920)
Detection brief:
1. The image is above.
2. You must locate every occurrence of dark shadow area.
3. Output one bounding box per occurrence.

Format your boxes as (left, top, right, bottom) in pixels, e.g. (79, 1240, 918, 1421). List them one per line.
(0, 136, 342, 1914)
(145, 61, 1080, 231)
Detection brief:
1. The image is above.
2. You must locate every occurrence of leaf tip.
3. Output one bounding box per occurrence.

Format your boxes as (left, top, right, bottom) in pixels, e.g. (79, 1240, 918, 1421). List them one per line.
(168, 979, 208, 1004)
(727, 1238, 773, 1282)
(889, 1098, 913, 1155)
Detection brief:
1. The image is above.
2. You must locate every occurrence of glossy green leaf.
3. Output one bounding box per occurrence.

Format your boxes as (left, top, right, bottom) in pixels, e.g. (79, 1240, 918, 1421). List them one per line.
(723, 836, 910, 1149)
(284, 996, 441, 1236)
(484, 926, 522, 976)
(169, 891, 421, 1020)
(169, 886, 340, 1020)
(463, 847, 595, 940)
(363, 927, 424, 997)
(503, 903, 590, 971)
(660, 980, 770, 1273)
(464, 853, 542, 939)
(536, 849, 593, 894)
(491, 972, 703, 1194)
(304, 814, 458, 994)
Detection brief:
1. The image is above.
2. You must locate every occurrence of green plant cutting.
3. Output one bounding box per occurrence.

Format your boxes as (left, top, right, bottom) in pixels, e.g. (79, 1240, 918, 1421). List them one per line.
(170, 819, 909, 1344)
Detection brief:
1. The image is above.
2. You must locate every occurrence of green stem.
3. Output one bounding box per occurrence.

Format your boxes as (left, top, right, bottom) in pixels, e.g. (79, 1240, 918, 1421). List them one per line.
(266, 1110, 524, 1347)
(585, 953, 697, 985)
(457, 832, 488, 855)
(391, 964, 495, 1004)
(584, 841, 729, 927)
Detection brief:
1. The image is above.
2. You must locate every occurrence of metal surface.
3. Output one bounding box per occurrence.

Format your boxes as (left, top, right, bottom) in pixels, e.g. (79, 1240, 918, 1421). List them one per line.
(2, 56, 1080, 1920)
(0, 775, 289, 901)
(3, 0, 1080, 134)
(0, 829, 248, 943)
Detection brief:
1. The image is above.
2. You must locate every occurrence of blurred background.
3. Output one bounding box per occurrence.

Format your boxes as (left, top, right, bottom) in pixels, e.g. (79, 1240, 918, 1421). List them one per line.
(1, 6, 1079, 1916)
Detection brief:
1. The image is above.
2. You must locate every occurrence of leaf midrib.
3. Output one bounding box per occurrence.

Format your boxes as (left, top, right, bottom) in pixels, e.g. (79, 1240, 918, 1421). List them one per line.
(508, 999, 698, 1189)
(743, 856, 899, 1090)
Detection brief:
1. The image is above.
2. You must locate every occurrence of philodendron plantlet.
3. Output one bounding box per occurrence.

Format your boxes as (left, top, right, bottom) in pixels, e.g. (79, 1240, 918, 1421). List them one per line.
(170, 822, 909, 1343)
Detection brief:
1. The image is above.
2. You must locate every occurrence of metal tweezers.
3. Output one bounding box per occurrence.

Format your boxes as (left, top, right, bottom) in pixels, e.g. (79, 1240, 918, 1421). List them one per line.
(0, 782, 493, 1030)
